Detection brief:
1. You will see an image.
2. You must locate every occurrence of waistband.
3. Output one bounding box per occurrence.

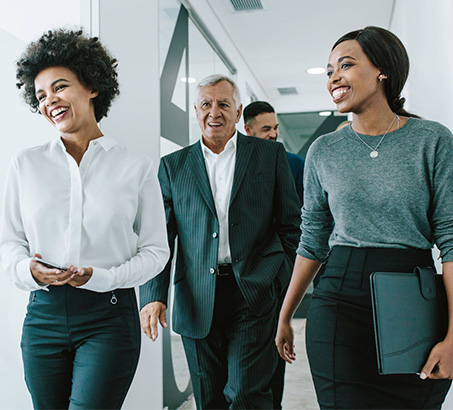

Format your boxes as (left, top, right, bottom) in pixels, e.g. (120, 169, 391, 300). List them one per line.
(330, 245, 432, 258)
(328, 246, 434, 272)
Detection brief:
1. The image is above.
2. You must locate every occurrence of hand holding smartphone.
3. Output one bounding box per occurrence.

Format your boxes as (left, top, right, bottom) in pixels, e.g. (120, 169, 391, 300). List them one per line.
(34, 257, 68, 271)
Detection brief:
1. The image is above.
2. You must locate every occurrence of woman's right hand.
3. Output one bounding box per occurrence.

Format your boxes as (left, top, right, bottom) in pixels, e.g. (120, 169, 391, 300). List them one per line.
(275, 256, 322, 364)
(30, 253, 74, 286)
(275, 319, 296, 364)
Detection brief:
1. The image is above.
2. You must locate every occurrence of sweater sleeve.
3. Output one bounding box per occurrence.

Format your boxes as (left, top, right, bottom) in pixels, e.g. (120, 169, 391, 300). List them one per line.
(296, 143, 333, 262)
(431, 124, 453, 262)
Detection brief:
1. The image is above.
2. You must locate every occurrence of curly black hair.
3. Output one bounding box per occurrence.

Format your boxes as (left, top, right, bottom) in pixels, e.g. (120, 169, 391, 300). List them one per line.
(16, 28, 119, 122)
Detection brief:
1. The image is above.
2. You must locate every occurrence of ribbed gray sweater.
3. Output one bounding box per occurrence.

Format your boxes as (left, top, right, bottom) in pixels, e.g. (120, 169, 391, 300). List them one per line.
(297, 118, 453, 263)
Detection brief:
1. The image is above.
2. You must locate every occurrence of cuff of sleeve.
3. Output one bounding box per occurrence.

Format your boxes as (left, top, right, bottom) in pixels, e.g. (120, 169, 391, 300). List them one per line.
(17, 258, 49, 291)
(441, 250, 453, 263)
(139, 283, 168, 310)
(78, 267, 113, 292)
(296, 247, 326, 263)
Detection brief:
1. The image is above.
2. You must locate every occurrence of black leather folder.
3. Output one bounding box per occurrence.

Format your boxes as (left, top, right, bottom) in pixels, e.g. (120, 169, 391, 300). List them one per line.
(370, 267, 448, 375)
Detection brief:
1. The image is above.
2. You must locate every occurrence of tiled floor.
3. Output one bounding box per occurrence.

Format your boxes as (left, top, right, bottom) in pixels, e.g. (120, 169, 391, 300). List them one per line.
(177, 318, 318, 409)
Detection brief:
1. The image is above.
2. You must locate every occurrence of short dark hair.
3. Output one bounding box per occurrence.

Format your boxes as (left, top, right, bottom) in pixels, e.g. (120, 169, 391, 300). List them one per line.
(243, 101, 275, 125)
(16, 28, 120, 122)
(332, 26, 418, 118)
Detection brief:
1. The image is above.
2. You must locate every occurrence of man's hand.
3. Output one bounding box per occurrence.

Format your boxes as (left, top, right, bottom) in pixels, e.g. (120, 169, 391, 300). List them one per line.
(140, 301, 167, 341)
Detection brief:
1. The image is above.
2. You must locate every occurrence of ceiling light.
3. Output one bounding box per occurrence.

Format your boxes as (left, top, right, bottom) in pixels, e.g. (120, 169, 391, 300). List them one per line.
(307, 67, 326, 75)
(181, 77, 196, 83)
(319, 111, 332, 117)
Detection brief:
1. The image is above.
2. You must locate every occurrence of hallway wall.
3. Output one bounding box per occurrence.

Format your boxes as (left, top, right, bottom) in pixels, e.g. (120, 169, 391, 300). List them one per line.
(391, 0, 453, 131)
(0, 2, 82, 405)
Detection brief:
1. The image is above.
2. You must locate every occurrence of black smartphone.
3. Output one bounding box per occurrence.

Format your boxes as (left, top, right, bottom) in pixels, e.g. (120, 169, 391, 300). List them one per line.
(35, 257, 68, 271)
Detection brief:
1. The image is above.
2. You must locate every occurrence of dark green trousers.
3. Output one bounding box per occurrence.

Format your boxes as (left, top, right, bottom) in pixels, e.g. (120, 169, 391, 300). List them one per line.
(306, 246, 452, 409)
(21, 285, 140, 410)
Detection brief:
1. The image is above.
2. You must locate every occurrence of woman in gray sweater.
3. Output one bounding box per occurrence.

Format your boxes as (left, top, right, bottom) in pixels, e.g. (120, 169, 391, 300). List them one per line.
(276, 26, 453, 409)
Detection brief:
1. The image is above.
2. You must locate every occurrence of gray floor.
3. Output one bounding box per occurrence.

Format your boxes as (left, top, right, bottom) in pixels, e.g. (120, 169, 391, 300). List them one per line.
(281, 319, 318, 410)
(177, 318, 318, 410)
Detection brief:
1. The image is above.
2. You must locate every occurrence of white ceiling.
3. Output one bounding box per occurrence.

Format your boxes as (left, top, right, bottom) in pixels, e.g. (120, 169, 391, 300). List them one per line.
(203, 0, 396, 114)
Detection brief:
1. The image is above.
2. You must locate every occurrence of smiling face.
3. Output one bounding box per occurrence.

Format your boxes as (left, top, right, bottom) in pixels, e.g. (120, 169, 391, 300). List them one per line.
(326, 40, 387, 115)
(195, 80, 242, 149)
(34, 66, 98, 137)
(244, 112, 279, 141)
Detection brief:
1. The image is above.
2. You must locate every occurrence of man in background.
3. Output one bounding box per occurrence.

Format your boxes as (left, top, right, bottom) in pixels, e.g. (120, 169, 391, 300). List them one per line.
(244, 101, 304, 204)
(244, 100, 304, 409)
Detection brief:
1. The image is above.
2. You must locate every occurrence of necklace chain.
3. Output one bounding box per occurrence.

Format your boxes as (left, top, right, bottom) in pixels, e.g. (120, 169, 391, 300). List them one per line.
(350, 114, 400, 159)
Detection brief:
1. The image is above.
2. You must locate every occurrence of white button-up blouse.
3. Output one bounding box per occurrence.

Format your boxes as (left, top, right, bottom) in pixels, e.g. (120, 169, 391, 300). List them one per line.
(0, 136, 170, 292)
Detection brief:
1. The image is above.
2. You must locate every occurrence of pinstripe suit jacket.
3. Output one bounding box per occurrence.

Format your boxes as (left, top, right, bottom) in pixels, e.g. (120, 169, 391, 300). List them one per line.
(140, 132, 301, 339)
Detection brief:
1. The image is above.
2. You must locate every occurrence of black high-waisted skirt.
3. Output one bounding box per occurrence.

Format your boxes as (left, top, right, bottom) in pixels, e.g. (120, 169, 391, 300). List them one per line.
(306, 246, 451, 409)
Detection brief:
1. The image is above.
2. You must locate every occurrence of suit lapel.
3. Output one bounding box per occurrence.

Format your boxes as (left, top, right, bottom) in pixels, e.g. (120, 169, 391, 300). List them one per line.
(230, 133, 254, 205)
(188, 142, 217, 216)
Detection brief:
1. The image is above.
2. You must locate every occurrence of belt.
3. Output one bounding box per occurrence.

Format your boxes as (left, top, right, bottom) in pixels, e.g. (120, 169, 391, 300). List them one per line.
(216, 264, 233, 276)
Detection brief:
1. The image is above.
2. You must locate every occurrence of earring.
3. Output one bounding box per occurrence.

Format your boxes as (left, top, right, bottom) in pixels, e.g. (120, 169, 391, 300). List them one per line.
(378, 75, 383, 82)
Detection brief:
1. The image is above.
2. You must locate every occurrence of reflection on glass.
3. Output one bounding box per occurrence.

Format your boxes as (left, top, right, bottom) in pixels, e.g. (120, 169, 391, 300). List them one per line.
(159, 0, 192, 396)
(171, 331, 191, 391)
(158, 0, 235, 397)
(188, 20, 231, 144)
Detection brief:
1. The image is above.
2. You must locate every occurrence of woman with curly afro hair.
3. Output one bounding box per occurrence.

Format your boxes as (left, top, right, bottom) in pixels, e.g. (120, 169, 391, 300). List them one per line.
(0, 28, 169, 409)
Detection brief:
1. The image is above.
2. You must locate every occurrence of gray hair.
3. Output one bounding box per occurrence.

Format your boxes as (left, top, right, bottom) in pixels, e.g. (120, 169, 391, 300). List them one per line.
(196, 74, 241, 107)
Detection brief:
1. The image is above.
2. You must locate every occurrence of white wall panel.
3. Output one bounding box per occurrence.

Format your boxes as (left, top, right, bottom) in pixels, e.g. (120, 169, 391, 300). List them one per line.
(0, 1, 81, 405)
(391, 0, 453, 131)
(97, 1, 163, 408)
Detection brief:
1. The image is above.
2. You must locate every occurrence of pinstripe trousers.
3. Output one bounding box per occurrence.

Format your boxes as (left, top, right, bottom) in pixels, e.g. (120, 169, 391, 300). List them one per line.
(182, 273, 278, 409)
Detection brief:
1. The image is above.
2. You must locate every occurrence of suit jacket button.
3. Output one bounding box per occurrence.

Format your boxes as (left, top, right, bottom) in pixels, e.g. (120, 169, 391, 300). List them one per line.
(212, 232, 218, 238)
(210, 268, 216, 274)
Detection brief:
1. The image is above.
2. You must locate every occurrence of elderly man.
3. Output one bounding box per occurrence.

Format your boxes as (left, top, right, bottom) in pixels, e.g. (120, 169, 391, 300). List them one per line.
(140, 75, 300, 409)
